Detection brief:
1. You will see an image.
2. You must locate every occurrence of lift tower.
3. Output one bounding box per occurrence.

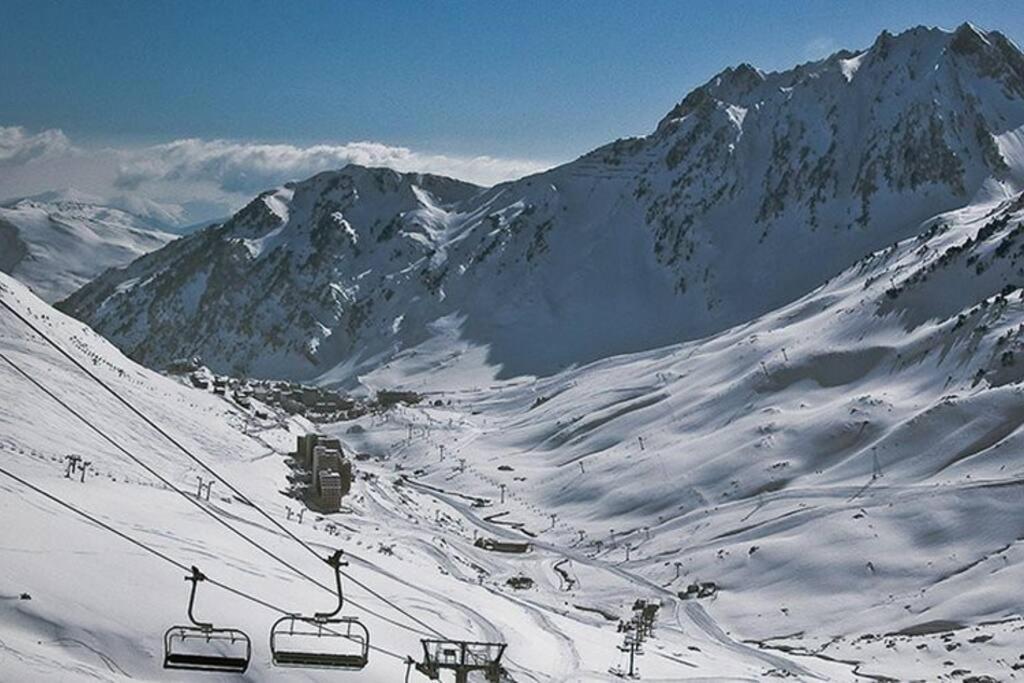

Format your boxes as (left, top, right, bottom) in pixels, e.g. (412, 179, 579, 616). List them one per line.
(414, 639, 507, 683)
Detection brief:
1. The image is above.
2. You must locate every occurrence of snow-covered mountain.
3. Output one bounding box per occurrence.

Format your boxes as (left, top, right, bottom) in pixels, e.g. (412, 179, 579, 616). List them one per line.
(60, 24, 1024, 384)
(7, 188, 1024, 679)
(11, 20, 1024, 683)
(0, 191, 177, 303)
(0, 274, 862, 680)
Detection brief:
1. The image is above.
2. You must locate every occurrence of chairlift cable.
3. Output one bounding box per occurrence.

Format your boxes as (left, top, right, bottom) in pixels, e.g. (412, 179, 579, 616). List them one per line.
(0, 347, 436, 638)
(0, 299, 451, 641)
(0, 464, 410, 664)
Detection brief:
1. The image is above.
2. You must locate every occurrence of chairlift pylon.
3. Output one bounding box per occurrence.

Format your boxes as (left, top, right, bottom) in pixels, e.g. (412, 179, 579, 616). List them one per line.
(270, 549, 370, 670)
(163, 566, 252, 673)
(414, 638, 507, 682)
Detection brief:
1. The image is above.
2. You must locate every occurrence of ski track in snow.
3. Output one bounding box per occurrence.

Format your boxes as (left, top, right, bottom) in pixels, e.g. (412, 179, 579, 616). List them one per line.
(402, 479, 824, 679)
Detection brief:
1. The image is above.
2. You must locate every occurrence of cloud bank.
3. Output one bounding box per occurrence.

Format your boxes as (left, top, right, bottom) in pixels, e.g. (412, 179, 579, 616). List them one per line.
(112, 138, 550, 194)
(0, 126, 72, 167)
(0, 126, 555, 227)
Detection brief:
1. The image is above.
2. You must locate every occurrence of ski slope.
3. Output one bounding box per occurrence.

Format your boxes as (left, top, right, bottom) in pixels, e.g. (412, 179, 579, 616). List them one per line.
(341, 192, 1024, 680)
(0, 273, 857, 681)
(7, 194, 1024, 680)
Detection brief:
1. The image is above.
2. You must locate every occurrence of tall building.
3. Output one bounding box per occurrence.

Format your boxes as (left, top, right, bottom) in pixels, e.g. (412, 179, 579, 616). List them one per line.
(296, 433, 352, 512)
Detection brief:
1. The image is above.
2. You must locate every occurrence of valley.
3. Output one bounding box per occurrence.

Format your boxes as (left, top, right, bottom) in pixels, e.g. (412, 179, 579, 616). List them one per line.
(3, 19, 1024, 683)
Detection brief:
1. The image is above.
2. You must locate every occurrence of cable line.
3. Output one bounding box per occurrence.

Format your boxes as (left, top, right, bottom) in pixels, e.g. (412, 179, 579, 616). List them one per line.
(0, 463, 411, 665)
(0, 348, 432, 638)
(0, 298, 450, 641)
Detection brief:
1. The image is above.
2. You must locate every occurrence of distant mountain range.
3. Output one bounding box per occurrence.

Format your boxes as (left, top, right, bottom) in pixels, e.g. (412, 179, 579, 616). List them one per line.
(0, 191, 177, 303)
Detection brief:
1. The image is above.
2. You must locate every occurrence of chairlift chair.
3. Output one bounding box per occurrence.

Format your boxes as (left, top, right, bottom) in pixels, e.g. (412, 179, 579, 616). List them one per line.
(163, 566, 252, 673)
(270, 550, 370, 670)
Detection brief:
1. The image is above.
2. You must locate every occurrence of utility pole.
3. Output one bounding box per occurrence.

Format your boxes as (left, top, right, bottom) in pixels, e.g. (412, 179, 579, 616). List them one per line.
(630, 604, 658, 641)
(439, 444, 445, 461)
(614, 628, 642, 679)
(637, 436, 645, 451)
(78, 461, 91, 483)
(872, 449, 883, 480)
(549, 513, 557, 530)
(499, 483, 506, 504)
(64, 455, 82, 479)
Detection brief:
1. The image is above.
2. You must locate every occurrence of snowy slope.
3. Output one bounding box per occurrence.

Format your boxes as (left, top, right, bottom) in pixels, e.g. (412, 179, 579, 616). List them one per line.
(2, 273, 866, 681)
(10, 185, 1024, 679)
(342, 189, 1024, 679)
(11, 21, 1024, 683)
(61, 24, 1024, 384)
(0, 191, 177, 303)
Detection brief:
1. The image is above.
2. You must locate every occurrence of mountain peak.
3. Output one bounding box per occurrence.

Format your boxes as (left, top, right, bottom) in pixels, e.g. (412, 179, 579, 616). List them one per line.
(950, 21, 990, 53)
(4, 187, 187, 229)
(863, 23, 1024, 78)
(658, 23, 1024, 132)
(8, 187, 107, 208)
(286, 163, 485, 210)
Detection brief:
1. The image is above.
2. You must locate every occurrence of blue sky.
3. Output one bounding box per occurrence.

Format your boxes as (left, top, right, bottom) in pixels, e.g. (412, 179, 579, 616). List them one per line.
(1, 0, 1022, 223)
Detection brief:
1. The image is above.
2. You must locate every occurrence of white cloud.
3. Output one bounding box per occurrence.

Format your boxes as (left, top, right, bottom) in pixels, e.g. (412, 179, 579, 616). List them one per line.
(0, 126, 72, 166)
(803, 37, 839, 62)
(114, 138, 550, 194)
(0, 126, 556, 226)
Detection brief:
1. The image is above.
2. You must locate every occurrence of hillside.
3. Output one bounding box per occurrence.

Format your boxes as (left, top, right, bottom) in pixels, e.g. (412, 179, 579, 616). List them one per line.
(0, 191, 177, 302)
(0, 274, 862, 680)
(9, 185, 1024, 678)
(60, 24, 1024, 384)
(348, 188, 1024, 679)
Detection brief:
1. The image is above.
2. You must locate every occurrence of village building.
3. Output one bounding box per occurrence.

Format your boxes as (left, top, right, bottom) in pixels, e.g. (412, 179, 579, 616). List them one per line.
(295, 434, 352, 512)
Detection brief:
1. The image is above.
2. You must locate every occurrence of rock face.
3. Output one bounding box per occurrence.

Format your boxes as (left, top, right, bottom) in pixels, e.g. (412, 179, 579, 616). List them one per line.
(60, 24, 1024, 384)
(0, 194, 176, 302)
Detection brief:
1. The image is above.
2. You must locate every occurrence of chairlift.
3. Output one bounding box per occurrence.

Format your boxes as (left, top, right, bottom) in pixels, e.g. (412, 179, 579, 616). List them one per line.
(270, 550, 370, 670)
(164, 566, 252, 673)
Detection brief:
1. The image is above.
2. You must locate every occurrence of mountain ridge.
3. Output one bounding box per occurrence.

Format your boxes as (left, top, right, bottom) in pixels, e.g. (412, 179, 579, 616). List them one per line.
(0, 195, 177, 303)
(60, 24, 1024, 386)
